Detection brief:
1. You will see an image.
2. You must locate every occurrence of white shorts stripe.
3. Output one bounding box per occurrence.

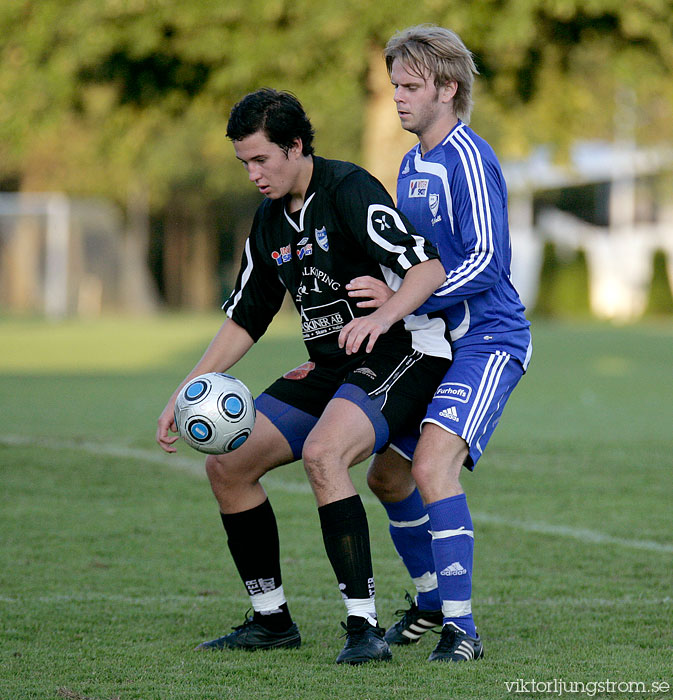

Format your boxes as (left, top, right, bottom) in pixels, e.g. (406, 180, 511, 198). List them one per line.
(368, 351, 424, 412)
(368, 351, 422, 398)
(463, 352, 501, 441)
(464, 351, 510, 445)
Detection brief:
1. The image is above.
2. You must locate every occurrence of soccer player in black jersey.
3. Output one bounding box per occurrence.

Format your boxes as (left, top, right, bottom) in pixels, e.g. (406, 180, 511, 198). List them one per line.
(156, 89, 452, 665)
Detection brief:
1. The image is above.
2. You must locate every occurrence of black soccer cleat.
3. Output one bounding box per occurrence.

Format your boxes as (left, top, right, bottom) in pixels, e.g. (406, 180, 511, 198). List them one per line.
(384, 591, 443, 645)
(335, 616, 393, 665)
(195, 613, 301, 651)
(428, 622, 484, 662)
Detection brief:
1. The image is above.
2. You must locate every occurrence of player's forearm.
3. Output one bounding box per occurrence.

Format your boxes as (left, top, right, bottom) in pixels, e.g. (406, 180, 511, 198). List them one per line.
(376, 259, 446, 325)
(172, 319, 255, 399)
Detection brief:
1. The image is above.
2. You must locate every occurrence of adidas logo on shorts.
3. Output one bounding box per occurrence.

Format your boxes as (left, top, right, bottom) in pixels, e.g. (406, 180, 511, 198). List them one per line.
(439, 406, 459, 422)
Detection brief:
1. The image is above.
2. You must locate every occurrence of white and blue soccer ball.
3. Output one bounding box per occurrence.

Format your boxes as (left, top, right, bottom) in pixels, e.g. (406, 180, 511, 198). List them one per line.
(174, 372, 255, 454)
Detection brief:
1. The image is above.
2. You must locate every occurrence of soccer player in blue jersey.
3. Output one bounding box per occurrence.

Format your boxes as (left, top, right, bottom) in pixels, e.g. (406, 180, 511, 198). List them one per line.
(347, 25, 532, 662)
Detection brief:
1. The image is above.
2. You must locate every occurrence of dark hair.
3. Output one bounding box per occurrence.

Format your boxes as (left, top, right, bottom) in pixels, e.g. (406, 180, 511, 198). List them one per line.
(226, 88, 315, 155)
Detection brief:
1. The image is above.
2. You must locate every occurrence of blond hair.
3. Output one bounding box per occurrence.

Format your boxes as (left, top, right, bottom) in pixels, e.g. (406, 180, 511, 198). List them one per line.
(384, 24, 478, 123)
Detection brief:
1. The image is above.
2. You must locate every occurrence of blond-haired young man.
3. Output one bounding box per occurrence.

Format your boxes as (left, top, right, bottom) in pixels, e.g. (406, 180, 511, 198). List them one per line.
(348, 25, 532, 662)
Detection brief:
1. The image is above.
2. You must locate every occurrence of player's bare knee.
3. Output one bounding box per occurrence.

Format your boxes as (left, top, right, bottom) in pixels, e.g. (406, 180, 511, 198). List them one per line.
(366, 462, 400, 501)
(205, 454, 227, 485)
(409, 458, 431, 493)
(411, 454, 462, 497)
(301, 437, 328, 479)
(366, 462, 386, 497)
(367, 451, 416, 502)
(303, 438, 348, 495)
(205, 453, 244, 487)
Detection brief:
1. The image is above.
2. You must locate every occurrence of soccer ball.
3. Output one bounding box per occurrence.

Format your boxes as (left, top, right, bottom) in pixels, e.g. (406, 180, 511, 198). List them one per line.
(174, 372, 256, 454)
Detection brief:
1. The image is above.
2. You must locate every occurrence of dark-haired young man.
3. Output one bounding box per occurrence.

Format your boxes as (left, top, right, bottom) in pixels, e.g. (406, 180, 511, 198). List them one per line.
(156, 89, 453, 665)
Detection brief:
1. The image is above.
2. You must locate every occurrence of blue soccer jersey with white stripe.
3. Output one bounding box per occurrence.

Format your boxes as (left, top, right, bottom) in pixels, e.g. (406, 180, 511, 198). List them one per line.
(397, 122, 531, 367)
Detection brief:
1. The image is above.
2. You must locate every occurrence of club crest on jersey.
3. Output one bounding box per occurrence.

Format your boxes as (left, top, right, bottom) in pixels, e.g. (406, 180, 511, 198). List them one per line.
(271, 245, 292, 266)
(315, 226, 329, 251)
(429, 193, 442, 225)
(409, 178, 429, 198)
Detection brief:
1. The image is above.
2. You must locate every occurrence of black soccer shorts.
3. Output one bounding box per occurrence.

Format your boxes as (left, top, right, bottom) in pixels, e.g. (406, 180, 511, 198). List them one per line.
(255, 346, 449, 459)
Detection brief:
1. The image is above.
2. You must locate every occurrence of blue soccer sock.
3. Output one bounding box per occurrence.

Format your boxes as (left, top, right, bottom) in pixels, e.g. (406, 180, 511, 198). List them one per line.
(381, 488, 440, 611)
(427, 493, 476, 637)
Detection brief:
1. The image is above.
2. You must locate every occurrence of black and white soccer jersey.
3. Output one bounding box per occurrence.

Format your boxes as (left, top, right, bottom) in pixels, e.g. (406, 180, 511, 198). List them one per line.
(223, 156, 452, 365)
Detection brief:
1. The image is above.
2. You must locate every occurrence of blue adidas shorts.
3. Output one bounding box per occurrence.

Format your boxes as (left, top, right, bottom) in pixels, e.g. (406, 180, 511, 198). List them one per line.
(390, 349, 525, 469)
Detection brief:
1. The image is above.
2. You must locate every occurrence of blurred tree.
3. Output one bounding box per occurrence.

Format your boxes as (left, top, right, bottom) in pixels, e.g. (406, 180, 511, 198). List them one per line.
(1, 0, 672, 306)
(534, 242, 591, 317)
(644, 249, 673, 315)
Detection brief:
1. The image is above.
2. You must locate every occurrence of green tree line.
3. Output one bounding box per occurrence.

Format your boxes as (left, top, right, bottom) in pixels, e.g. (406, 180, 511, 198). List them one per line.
(1, 0, 672, 305)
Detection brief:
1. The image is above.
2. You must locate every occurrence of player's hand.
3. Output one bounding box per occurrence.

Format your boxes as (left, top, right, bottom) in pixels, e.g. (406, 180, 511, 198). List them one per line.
(156, 400, 180, 453)
(338, 311, 392, 355)
(346, 276, 394, 309)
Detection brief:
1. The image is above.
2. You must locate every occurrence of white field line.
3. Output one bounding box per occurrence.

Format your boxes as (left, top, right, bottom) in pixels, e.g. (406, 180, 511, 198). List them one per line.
(0, 592, 670, 607)
(3, 434, 673, 555)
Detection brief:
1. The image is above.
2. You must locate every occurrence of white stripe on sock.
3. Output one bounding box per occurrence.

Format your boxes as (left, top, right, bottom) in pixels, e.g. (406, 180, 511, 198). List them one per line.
(441, 599, 472, 617)
(389, 514, 430, 528)
(412, 571, 438, 593)
(431, 527, 474, 540)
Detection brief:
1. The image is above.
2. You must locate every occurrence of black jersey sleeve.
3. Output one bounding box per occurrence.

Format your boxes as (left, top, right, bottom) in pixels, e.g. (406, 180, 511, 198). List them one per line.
(222, 216, 286, 342)
(333, 170, 439, 276)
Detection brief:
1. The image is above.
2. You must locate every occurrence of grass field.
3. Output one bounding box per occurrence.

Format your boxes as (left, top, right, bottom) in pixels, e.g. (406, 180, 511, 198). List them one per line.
(1, 314, 672, 700)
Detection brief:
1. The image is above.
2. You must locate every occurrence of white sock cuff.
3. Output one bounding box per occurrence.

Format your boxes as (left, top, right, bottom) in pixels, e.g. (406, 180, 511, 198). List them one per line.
(250, 585, 286, 613)
(344, 596, 377, 625)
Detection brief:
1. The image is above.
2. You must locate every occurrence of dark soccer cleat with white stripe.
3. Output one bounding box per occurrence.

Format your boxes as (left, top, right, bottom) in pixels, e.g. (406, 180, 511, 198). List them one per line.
(384, 592, 443, 645)
(195, 613, 301, 651)
(335, 616, 393, 665)
(428, 622, 484, 662)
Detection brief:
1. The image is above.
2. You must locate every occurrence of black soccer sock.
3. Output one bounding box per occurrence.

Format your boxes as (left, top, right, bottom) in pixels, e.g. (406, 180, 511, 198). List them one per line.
(219, 499, 293, 631)
(318, 495, 376, 617)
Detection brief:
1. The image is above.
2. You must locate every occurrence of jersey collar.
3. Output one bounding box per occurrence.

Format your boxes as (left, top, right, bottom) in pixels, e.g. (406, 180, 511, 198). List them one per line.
(418, 120, 465, 160)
